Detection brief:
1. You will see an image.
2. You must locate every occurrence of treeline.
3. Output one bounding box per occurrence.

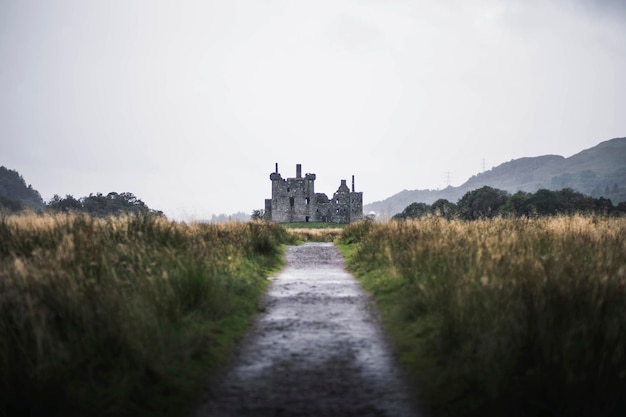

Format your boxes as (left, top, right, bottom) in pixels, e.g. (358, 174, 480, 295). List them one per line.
(393, 186, 626, 220)
(0, 166, 162, 217)
(1, 192, 162, 218)
(47, 192, 163, 217)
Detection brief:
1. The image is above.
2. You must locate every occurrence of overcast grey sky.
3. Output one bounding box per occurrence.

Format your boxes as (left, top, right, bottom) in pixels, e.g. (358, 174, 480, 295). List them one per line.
(2, 0, 625, 220)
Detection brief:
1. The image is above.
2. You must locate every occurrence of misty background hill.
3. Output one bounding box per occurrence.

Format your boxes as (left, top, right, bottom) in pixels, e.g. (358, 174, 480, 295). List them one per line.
(365, 137, 626, 218)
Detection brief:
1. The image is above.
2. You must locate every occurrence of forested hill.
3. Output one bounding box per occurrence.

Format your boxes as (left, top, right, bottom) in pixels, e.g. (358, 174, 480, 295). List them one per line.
(0, 166, 45, 211)
(365, 137, 626, 217)
(0, 166, 162, 216)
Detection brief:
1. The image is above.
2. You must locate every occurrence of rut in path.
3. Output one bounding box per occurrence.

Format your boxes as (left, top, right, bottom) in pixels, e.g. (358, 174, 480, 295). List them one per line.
(193, 242, 421, 417)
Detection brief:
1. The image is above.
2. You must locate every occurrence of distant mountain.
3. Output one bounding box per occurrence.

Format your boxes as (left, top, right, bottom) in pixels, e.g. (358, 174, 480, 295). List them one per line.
(365, 137, 626, 218)
(0, 166, 45, 212)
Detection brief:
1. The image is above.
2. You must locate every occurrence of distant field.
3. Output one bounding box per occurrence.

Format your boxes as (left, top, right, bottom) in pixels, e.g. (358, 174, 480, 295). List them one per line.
(280, 221, 347, 229)
(279, 222, 345, 242)
(0, 214, 292, 417)
(339, 216, 626, 417)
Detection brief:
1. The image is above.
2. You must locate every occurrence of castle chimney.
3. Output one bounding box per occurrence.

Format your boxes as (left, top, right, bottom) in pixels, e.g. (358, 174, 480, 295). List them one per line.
(296, 164, 302, 178)
(275, 163, 278, 173)
(352, 175, 355, 192)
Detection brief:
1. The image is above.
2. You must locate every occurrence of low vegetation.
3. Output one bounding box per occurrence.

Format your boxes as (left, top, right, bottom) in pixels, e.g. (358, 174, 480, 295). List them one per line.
(339, 216, 626, 417)
(0, 214, 293, 417)
(4, 210, 624, 417)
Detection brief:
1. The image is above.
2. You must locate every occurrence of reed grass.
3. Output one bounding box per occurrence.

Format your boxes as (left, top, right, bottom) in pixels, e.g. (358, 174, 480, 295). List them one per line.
(0, 214, 292, 416)
(340, 216, 626, 417)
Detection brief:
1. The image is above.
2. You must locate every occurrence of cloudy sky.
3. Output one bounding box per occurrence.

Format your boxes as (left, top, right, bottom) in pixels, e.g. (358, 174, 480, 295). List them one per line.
(2, 0, 625, 220)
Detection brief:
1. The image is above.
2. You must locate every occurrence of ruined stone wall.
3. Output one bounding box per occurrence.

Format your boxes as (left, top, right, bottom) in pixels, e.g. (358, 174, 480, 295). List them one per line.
(267, 164, 362, 224)
(349, 192, 363, 223)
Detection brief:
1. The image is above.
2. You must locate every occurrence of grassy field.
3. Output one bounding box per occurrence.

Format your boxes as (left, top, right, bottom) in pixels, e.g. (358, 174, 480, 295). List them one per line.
(339, 216, 626, 417)
(4, 214, 623, 416)
(281, 221, 347, 229)
(0, 214, 293, 417)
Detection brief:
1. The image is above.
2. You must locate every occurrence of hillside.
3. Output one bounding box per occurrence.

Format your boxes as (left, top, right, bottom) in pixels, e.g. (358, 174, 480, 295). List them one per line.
(365, 137, 626, 217)
(0, 166, 45, 212)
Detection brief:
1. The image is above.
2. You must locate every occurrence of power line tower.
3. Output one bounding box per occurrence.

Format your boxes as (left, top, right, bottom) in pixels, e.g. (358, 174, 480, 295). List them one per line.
(482, 158, 486, 172)
(444, 171, 451, 187)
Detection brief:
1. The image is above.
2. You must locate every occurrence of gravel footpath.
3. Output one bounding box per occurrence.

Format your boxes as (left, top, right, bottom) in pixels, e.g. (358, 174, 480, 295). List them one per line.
(192, 242, 422, 417)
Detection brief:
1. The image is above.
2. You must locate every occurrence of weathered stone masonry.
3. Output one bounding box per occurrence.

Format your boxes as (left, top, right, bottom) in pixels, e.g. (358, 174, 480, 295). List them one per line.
(264, 163, 363, 224)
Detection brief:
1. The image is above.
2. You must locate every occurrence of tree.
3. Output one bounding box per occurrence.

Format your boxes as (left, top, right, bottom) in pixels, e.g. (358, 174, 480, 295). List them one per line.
(392, 202, 430, 220)
(530, 189, 561, 215)
(594, 197, 613, 214)
(0, 196, 26, 213)
(47, 194, 83, 213)
(430, 198, 457, 219)
(47, 192, 162, 217)
(528, 188, 598, 215)
(457, 186, 508, 220)
(251, 209, 265, 221)
(500, 191, 534, 217)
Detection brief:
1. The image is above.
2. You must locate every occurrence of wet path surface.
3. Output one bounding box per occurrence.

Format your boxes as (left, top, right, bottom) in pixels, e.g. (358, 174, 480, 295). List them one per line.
(193, 242, 420, 417)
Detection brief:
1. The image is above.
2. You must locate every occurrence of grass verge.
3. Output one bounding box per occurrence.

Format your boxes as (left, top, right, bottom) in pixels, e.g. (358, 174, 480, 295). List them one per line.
(0, 214, 293, 417)
(338, 216, 626, 417)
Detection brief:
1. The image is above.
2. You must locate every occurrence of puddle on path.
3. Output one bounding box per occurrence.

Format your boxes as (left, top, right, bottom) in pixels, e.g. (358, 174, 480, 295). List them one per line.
(193, 242, 421, 417)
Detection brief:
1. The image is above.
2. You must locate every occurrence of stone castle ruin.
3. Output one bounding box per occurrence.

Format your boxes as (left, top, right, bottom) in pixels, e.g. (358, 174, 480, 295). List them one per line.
(264, 164, 363, 224)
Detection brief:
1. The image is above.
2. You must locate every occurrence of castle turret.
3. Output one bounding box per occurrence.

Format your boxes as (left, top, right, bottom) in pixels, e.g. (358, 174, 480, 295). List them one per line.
(337, 179, 350, 193)
(270, 162, 282, 181)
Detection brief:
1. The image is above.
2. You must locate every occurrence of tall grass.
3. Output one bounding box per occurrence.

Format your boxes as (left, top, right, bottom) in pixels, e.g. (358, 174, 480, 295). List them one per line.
(340, 216, 626, 417)
(0, 214, 292, 416)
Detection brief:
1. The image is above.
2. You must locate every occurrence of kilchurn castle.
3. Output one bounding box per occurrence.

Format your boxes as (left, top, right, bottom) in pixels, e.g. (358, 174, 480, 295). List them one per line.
(264, 163, 363, 224)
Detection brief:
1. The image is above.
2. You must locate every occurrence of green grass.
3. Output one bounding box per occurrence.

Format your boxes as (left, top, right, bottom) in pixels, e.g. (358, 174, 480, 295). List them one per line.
(280, 221, 347, 229)
(0, 214, 293, 417)
(339, 216, 626, 417)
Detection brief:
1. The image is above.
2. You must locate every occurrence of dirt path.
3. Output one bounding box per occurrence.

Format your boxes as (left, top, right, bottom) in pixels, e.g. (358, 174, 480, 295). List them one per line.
(193, 242, 421, 417)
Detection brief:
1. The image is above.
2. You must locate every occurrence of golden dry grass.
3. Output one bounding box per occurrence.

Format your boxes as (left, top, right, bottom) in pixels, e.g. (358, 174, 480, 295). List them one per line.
(340, 215, 626, 417)
(0, 213, 291, 416)
(286, 227, 343, 242)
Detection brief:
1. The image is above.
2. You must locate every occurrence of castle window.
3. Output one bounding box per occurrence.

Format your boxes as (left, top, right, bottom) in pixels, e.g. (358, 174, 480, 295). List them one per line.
(290, 197, 294, 208)
(287, 187, 290, 193)
(305, 197, 310, 205)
